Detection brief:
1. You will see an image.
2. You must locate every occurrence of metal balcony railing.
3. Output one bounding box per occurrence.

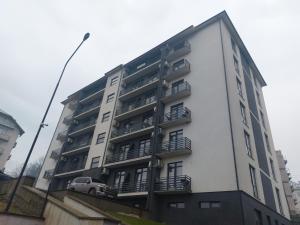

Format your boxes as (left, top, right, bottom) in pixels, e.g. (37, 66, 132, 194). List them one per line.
(161, 107, 191, 123)
(105, 146, 152, 164)
(124, 55, 161, 79)
(111, 121, 154, 138)
(120, 75, 159, 96)
(160, 137, 191, 154)
(75, 99, 101, 116)
(69, 118, 97, 134)
(164, 81, 191, 98)
(56, 159, 86, 174)
(63, 138, 92, 153)
(154, 175, 191, 193)
(116, 96, 156, 116)
(113, 180, 148, 194)
(80, 86, 104, 100)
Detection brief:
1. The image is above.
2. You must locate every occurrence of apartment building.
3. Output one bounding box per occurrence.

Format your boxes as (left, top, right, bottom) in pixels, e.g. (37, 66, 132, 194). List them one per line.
(276, 150, 298, 216)
(36, 11, 290, 225)
(0, 109, 24, 172)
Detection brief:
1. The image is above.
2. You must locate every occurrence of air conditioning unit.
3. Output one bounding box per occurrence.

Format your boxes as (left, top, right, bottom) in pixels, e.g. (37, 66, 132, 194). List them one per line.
(164, 61, 170, 68)
(162, 80, 169, 88)
(67, 137, 73, 143)
(101, 168, 110, 175)
(113, 120, 120, 128)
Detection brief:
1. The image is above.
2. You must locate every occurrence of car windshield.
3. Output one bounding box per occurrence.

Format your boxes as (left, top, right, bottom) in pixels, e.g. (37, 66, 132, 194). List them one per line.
(74, 177, 90, 183)
(92, 178, 102, 183)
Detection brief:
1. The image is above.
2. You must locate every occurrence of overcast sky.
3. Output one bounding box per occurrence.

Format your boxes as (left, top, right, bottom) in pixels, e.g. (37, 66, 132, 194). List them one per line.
(1, 1, 299, 180)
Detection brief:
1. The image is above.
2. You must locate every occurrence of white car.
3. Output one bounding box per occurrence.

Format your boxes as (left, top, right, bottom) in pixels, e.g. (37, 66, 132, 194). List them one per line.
(67, 177, 109, 196)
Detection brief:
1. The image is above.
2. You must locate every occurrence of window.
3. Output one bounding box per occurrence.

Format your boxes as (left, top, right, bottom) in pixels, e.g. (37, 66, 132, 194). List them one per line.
(119, 144, 130, 161)
(199, 201, 221, 208)
(170, 103, 184, 120)
(264, 133, 271, 153)
(96, 132, 106, 144)
(90, 157, 100, 168)
(234, 57, 240, 74)
(139, 139, 151, 156)
(237, 78, 243, 98)
(106, 93, 115, 103)
(254, 209, 263, 225)
(173, 59, 185, 71)
(113, 171, 126, 189)
(270, 158, 277, 181)
(169, 129, 183, 151)
(244, 131, 252, 157)
(102, 112, 110, 122)
(110, 76, 118, 86)
(135, 168, 148, 191)
(231, 38, 237, 53)
(168, 161, 183, 188)
(256, 91, 262, 107)
(168, 202, 185, 208)
(249, 165, 259, 199)
(266, 215, 272, 225)
(260, 111, 266, 128)
(240, 102, 247, 125)
(171, 79, 184, 95)
(276, 188, 283, 214)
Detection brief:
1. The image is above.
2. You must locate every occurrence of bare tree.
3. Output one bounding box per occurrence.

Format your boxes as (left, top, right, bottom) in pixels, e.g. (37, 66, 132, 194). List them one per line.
(8, 157, 44, 178)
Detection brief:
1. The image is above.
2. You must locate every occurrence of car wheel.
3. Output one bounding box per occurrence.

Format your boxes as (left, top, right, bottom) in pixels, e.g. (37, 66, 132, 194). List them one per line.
(88, 188, 96, 196)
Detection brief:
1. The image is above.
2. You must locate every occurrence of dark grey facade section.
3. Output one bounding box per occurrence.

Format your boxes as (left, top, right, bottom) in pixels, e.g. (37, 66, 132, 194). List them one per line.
(251, 114, 270, 175)
(155, 191, 289, 225)
(243, 72, 259, 118)
(260, 171, 276, 210)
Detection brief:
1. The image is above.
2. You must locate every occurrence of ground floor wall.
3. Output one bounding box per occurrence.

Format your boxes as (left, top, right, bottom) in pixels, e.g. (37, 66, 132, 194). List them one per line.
(154, 191, 290, 225)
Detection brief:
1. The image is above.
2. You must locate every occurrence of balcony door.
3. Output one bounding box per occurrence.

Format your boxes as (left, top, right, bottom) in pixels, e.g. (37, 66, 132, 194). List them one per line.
(119, 144, 130, 161)
(114, 171, 130, 193)
(167, 161, 182, 190)
(135, 168, 148, 192)
(170, 103, 183, 120)
(169, 129, 183, 151)
(171, 79, 184, 95)
(138, 139, 151, 157)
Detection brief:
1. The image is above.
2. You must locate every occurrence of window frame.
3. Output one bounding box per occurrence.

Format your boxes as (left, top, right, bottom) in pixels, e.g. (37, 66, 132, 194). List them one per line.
(240, 102, 247, 125)
(102, 112, 111, 122)
(249, 165, 259, 199)
(106, 93, 115, 103)
(96, 132, 106, 144)
(110, 76, 118, 86)
(90, 156, 100, 168)
(244, 131, 252, 158)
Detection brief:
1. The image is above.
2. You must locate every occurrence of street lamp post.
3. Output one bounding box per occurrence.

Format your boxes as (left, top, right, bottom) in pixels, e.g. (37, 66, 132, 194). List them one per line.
(5, 32, 90, 213)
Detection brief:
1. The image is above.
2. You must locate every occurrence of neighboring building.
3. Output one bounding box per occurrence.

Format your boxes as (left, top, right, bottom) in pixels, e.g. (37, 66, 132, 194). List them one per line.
(36, 11, 290, 225)
(276, 150, 297, 215)
(0, 108, 24, 172)
(294, 182, 300, 215)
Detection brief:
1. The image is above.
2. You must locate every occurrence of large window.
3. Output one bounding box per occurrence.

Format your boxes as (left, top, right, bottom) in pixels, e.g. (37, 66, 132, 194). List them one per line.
(135, 168, 148, 191)
(113, 171, 126, 190)
(106, 93, 115, 103)
(254, 209, 263, 225)
(102, 112, 110, 122)
(168, 161, 183, 189)
(139, 139, 151, 156)
(90, 157, 100, 168)
(96, 132, 106, 144)
(169, 129, 183, 151)
(170, 103, 184, 120)
(171, 79, 184, 95)
(244, 131, 252, 157)
(270, 158, 277, 181)
(249, 165, 259, 199)
(119, 144, 130, 160)
(276, 188, 283, 214)
(240, 102, 247, 125)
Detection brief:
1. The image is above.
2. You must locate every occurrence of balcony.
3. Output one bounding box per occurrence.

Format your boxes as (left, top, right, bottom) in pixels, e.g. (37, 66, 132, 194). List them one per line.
(123, 57, 161, 84)
(50, 148, 61, 160)
(115, 97, 157, 121)
(114, 181, 148, 197)
(0, 133, 9, 141)
(74, 99, 101, 119)
(160, 107, 191, 128)
(80, 88, 105, 104)
(105, 147, 152, 168)
(167, 40, 191, 62)
(56, 130, 68, 142)
(62, 139, 91, 155)
(68, 118, 97, 137)
(164, 59, 190, 81)
(154, 175, 191, 194)
(157, 137, 191, 158)
(63, 115, 73, 125)
(119, 75, 159, 101)
(162, 81, 191, 103)
(110, 122, 154, 143)
(43, 169, 54, 180)
(55, 156, 87, 177)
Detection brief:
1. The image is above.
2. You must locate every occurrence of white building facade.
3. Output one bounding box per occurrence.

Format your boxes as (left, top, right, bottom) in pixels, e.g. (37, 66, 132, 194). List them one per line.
(36, 11, 290, 225)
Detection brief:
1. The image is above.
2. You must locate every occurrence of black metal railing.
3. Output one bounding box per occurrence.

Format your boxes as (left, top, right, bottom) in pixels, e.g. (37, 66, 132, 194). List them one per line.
(63, 138, 92, 153)
(56, 156, 87, 174)
(154, 175, 191, 192)
(80, 86, 104, 100)
(160, 137, 191, 154)
(116, 96, 156, 116)
(161, 107, 191, 123)
(120, 74, 159, 96)
(164, 81, 191, 98)
(75, 99, 101, 115)
(105, 146, 152, 164)
(113, 180, 148, 193)
(124, 55, 161, 78)
(111, 121, 154, 138)
(69, 118, 97, 133)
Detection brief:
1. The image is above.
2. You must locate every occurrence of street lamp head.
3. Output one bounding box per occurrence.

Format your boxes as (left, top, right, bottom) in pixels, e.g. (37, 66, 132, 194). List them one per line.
(83, 33, 90, 41)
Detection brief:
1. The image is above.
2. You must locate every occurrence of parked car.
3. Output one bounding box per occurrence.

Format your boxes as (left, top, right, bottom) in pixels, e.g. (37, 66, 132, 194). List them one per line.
(67, 176, 115, 197)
